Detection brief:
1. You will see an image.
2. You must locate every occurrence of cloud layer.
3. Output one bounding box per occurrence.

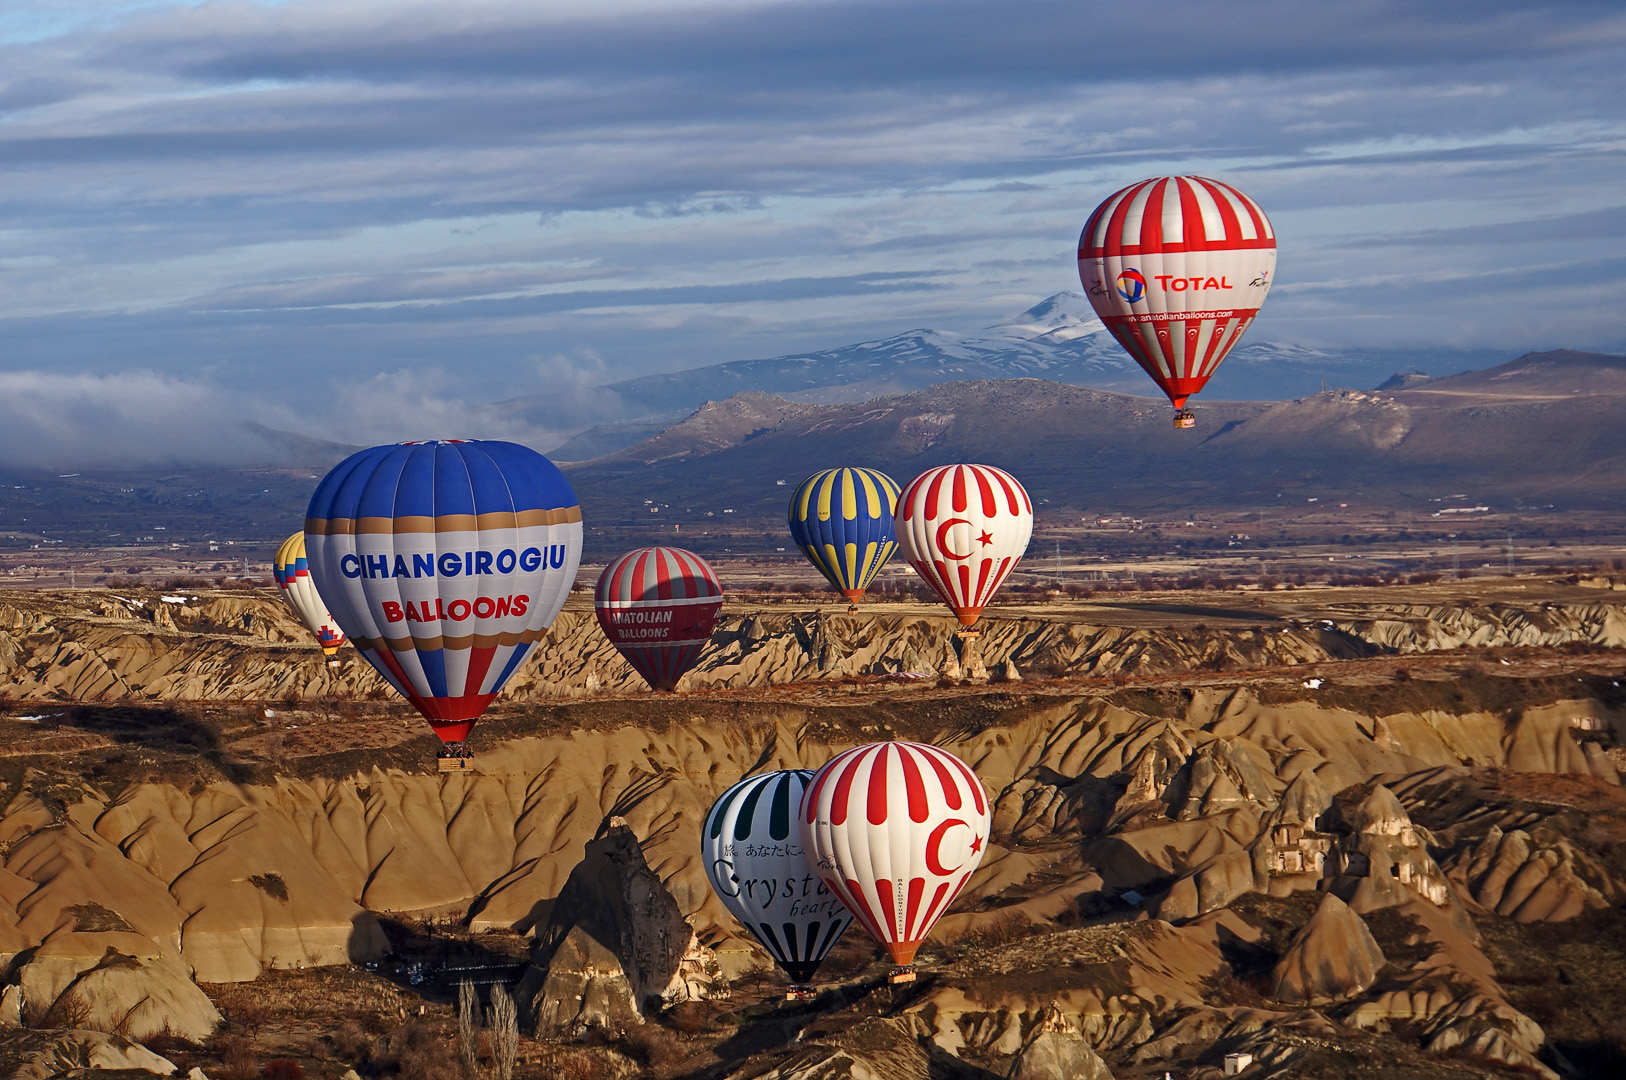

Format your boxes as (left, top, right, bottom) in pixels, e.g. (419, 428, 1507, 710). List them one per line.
(1, 0, 1624, 463)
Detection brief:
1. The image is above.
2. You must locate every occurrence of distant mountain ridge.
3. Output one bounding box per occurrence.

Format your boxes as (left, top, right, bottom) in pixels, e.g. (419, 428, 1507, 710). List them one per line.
(565, 353, 1626, 527)
(8, 350, 1623, 549)
(482, 293, 1509, 460)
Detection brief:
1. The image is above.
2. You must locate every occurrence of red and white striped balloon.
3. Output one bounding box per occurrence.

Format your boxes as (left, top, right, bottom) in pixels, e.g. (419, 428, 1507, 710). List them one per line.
(1079, 175, 1276, 412)
(799, 741, 990, 968)
(895, 464, 1032, 628)
(594, 546, 723, 691)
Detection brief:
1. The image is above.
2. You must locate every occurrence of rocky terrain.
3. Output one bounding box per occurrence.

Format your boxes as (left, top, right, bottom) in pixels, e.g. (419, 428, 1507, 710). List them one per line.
(0, 583, 1624, 1078)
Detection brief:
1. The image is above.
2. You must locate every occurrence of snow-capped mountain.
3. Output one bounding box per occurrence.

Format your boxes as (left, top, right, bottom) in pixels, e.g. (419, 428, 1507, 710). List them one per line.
(478, 293, 1511, 458)
(985, 291, 1111, 343)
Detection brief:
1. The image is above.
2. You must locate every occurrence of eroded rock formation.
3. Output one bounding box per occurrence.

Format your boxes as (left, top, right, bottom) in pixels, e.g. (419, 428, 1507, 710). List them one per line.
(3, 588, 1626, 703)
(517, 820, 722, 1035)
(0, 588, 1620, 1074)
(1269, 893, 1384, 1003)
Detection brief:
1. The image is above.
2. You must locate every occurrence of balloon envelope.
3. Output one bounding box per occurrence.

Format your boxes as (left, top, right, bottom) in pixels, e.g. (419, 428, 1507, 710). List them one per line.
(305, 440, 583, 744)
(1078, 175, 1276, 410)
(594, 546, 722, 691)
(787, 467, 900, 604)
(703, 770, 852, 984)
(894, 464, 1032, 628)
(272, 531, 347, 656)
(800, 741, 990, 967)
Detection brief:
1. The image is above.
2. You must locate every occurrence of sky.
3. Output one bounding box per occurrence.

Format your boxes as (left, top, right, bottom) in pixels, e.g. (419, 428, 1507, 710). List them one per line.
(1, 0, 1624, 465)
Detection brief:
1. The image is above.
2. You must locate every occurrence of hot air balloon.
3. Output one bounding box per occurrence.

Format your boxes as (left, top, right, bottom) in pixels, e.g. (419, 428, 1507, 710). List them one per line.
(894, 464, 1032, 631)
(305, 440, 582, 767)
(800, 741, 990, 983)
(704, 770, 853, 997)
(787, 467, 900, 610)
(1078, 175, 1276, 428)
(594, 546, 722, 691)
(272, 531, 347, 664)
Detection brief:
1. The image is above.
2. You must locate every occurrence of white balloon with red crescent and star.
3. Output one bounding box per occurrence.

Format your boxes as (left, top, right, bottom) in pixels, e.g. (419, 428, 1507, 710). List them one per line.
(894, 464, 1033, 628)
(798, 740, 991, 968)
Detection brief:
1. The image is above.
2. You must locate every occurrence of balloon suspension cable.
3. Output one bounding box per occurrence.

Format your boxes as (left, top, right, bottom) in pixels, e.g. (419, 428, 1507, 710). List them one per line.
(1173, 409, 1196, 429)
(887, 966, 917, 985)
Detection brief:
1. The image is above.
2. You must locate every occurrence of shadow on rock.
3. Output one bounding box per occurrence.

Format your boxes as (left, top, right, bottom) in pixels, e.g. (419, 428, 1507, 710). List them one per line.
(54, 704, 253, 781)
(364, 914, 528, 1005)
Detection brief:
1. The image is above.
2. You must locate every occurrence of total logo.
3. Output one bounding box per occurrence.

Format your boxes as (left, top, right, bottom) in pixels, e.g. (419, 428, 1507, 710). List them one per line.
(1114, 269, 1147, 303)
(1154, 274, 1232, 292)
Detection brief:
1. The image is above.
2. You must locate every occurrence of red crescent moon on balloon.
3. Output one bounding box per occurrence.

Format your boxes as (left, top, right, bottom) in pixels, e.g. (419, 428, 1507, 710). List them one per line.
(934, 518, 974, 560)
(925, 818, 970, 876)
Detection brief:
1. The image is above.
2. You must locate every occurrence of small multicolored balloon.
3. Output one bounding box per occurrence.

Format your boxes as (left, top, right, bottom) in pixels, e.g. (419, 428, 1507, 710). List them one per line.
(272, 531, 347, 660)
(703, 770, 852, 990)
(594, 546, 722, 691)
(800, 741, 991, 973)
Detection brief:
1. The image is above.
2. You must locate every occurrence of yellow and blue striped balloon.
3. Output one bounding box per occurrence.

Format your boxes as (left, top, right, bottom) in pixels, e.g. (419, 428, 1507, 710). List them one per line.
(787, 467, 901, 603)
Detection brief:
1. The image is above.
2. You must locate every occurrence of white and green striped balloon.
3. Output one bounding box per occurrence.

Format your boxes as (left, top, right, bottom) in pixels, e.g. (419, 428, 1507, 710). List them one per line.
(703, 770, 851, 985)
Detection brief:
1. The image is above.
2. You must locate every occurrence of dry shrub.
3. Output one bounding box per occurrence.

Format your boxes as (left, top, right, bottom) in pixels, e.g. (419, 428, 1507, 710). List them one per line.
(109, 1002, 139, 1040)
(615, 1023, 681, 1068)
(395, 1044, 462, 1080)
(663, 1001, 709, 1036)
(230, 999, 271, 1037)
(953, 910, 1031, 950)
(140, 1026, 197, 1057)
(544, 1049, 609, 1080)
(372, 1021, 460, 1080)
(25, 990, 92, 1030)
(249, 873, 290, 902)
(213, 1035, 260, 1080)
(164, 576, 213, 589)
(733, 956, 775, 992)
(329, 1020, 372, 1064)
